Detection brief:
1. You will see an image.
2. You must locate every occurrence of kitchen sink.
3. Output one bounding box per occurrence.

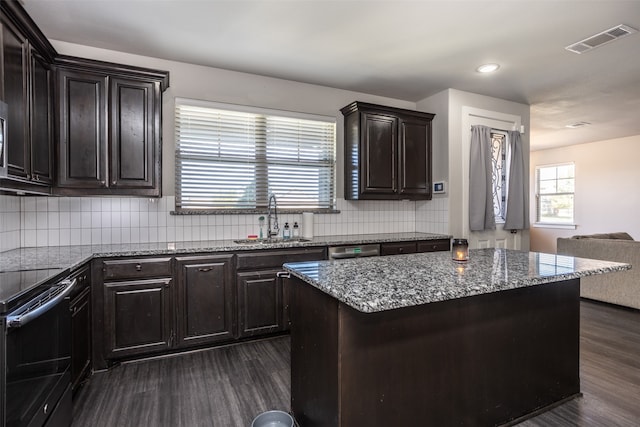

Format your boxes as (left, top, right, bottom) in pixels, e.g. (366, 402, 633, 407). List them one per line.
(233, 237, 312, 245)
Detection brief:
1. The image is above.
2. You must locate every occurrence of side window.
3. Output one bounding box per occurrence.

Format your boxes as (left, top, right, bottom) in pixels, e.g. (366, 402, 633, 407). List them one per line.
(536, 163, 575, 224)
(490, 131, 507, 222)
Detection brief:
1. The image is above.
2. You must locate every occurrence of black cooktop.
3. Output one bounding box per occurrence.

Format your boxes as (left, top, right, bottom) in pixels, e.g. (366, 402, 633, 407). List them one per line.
(0, 268, 67, 314)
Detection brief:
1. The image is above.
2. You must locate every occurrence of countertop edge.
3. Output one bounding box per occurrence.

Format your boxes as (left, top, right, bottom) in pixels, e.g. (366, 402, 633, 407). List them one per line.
(0, 232, 452, 273)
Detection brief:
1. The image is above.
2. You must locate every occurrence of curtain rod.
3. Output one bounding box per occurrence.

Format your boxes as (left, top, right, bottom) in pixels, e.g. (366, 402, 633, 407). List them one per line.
(470, 124, 525, 134)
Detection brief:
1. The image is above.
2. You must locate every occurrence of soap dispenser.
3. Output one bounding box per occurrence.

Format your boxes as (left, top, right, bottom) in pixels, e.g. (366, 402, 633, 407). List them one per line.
(293, 222, 300, 238)
(283, 222, 291, 240)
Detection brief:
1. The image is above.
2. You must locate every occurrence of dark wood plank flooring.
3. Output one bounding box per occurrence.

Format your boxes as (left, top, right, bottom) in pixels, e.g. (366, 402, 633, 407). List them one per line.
(72, 337, 291, 427)
(73, 300, 640, 427)
(516, 300, 640, 427)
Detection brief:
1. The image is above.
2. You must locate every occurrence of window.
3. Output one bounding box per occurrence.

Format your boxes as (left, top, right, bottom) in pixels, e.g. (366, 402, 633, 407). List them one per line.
(175, 99, 336, 211)
(490, 131, 507, 222)
(535, 163, 575, 224)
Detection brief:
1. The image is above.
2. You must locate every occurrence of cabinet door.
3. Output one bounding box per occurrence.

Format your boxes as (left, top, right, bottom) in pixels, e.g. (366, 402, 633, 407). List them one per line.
(237, 269, 284, 338)
(104, 278, 172, 359)
(175, 255, 235, 348)
(71, 287, 91, 393)
(57, 68, 108, 189)
(29, 49, 53, 184)
(1, 19, 29, 179)
(110, 77, 160, 194)
(361, 112, 397, 195)
(398, 118, 431, 198)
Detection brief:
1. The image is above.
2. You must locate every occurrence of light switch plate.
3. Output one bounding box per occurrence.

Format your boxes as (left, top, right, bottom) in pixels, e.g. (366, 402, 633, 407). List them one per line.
(433, 181, 446, 194)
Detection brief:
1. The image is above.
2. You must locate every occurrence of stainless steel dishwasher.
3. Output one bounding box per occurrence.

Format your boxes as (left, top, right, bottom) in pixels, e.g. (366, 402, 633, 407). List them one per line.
(328, 244, 380, 259)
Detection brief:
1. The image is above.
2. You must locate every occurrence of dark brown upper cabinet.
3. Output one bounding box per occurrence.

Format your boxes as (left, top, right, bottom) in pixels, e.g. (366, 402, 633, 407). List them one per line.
(341, 101, 435, 200)
(0, 1, 55, 194)
(55, 57, 168, 197)
(56, 68, 107, 190)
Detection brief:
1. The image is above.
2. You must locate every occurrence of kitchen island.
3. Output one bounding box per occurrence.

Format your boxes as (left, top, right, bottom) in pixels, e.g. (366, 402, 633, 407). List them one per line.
(283, 249, 631, 427)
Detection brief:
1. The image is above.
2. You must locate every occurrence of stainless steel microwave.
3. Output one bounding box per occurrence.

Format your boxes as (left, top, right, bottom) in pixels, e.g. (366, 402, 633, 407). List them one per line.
(0, 101, 7, 177)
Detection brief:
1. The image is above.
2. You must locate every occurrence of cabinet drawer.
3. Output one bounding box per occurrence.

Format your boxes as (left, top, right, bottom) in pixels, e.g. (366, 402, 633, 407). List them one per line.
(236, 248, 326, 270)
(417, 239, 451, 253)
(380, 242, 417, 256)
(102, 257, 171, 280)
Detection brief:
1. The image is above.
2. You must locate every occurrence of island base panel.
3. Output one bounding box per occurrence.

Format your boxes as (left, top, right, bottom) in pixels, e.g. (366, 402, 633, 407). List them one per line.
(290, 278, 580, 427)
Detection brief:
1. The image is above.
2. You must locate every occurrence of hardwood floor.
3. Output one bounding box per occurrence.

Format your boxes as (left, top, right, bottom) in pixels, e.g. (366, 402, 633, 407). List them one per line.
(516, 300, 640, 427)
(73, 300, 640, 426)
(72, 337, 291, 427)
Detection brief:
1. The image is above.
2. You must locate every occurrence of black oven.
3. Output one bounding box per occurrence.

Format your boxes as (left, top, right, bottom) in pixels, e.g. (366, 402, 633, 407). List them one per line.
(1, 269, 74, 427)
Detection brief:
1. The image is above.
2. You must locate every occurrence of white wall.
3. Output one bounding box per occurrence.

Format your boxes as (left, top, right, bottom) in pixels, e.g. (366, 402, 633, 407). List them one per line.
(52, 40, 419, 199)
(415, 90, 451, 235)
(0, 41, 449, 247)
(530, 134, 640, 253)
(417, 89, 531, 248)
(1, 43, 532, 250)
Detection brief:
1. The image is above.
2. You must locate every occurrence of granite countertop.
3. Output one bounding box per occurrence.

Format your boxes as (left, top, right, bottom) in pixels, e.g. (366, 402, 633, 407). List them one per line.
(0, 232, 450, 272)
(283, 248, 632, 313)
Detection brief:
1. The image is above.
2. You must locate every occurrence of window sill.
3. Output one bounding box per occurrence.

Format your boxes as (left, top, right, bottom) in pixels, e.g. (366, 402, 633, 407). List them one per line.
(171, 208, 341, 215)
(532, 223, 577, 230)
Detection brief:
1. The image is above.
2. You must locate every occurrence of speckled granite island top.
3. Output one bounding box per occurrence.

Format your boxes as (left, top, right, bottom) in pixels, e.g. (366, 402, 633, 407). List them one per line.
(283, 248, 631, 313)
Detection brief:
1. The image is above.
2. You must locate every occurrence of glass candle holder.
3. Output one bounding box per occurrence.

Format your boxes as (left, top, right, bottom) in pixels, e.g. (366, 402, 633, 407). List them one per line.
(452, 238, 469, 262)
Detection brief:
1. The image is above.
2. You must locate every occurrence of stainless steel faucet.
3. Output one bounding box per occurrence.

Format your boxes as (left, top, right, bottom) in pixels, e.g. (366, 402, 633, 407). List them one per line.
(267, 194, 279, 239)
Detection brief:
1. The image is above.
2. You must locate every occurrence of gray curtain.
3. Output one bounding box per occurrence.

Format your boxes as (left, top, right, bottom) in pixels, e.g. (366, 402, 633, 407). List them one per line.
(504, 130, 528, 230)
(469, 125, 495, 231)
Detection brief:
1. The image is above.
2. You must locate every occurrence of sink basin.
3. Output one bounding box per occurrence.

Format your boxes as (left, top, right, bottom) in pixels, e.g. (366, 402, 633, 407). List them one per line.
(233, 237, 312, 244)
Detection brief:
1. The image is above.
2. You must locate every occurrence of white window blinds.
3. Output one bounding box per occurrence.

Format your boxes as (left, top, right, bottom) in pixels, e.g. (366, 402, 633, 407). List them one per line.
(175, 99, 336, 211)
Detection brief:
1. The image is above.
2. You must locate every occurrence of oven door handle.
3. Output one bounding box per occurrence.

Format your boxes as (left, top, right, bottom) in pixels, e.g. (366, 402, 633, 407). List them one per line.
(7, 278, 76, 328)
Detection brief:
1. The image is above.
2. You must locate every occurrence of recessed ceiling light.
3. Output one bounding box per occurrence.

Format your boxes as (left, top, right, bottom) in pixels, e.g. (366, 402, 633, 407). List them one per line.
(476, 63, 500, 73)
(566, 121, 591, 129)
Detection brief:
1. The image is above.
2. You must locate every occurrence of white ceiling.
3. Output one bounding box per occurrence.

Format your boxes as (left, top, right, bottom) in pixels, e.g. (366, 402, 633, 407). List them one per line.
(22, 0, 640, 151)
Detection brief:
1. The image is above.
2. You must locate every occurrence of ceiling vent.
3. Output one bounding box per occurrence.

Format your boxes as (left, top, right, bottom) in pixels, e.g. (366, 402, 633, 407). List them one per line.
(565, 24, 637, 54)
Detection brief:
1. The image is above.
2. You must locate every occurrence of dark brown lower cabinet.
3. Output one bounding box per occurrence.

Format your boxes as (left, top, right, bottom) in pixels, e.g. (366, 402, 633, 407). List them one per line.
(237, 269, 284, 337)
(235, 247, 326, 337)
(381, 239, 451, 256)
(174, 255, 235, 348)
(380, 241, 417, 256)
(70, 287, 91, 393)
(290, 277, 581, 427)
(103, 278, 172, 359)
(417, 239, 451, 253)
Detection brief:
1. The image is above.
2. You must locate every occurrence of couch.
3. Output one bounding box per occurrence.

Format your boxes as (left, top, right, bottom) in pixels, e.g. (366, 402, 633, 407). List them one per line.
(557, 232, 639, 309)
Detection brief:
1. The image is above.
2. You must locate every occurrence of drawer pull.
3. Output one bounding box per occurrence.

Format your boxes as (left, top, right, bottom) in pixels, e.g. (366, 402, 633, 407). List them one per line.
(198, 267, 213, 272)
(277, 271, 291, 279)
(135, 264, 142, 271)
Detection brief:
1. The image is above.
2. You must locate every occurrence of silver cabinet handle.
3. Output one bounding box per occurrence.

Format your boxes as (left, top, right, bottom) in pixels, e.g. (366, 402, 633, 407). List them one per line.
(198, 267, 213, 272)
(330, 250, 379, 259)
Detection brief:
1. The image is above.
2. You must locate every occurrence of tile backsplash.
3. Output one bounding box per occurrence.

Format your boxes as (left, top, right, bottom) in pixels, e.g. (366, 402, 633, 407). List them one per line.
(0, 195, 449, 249)
(0, 195, 21, 252)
